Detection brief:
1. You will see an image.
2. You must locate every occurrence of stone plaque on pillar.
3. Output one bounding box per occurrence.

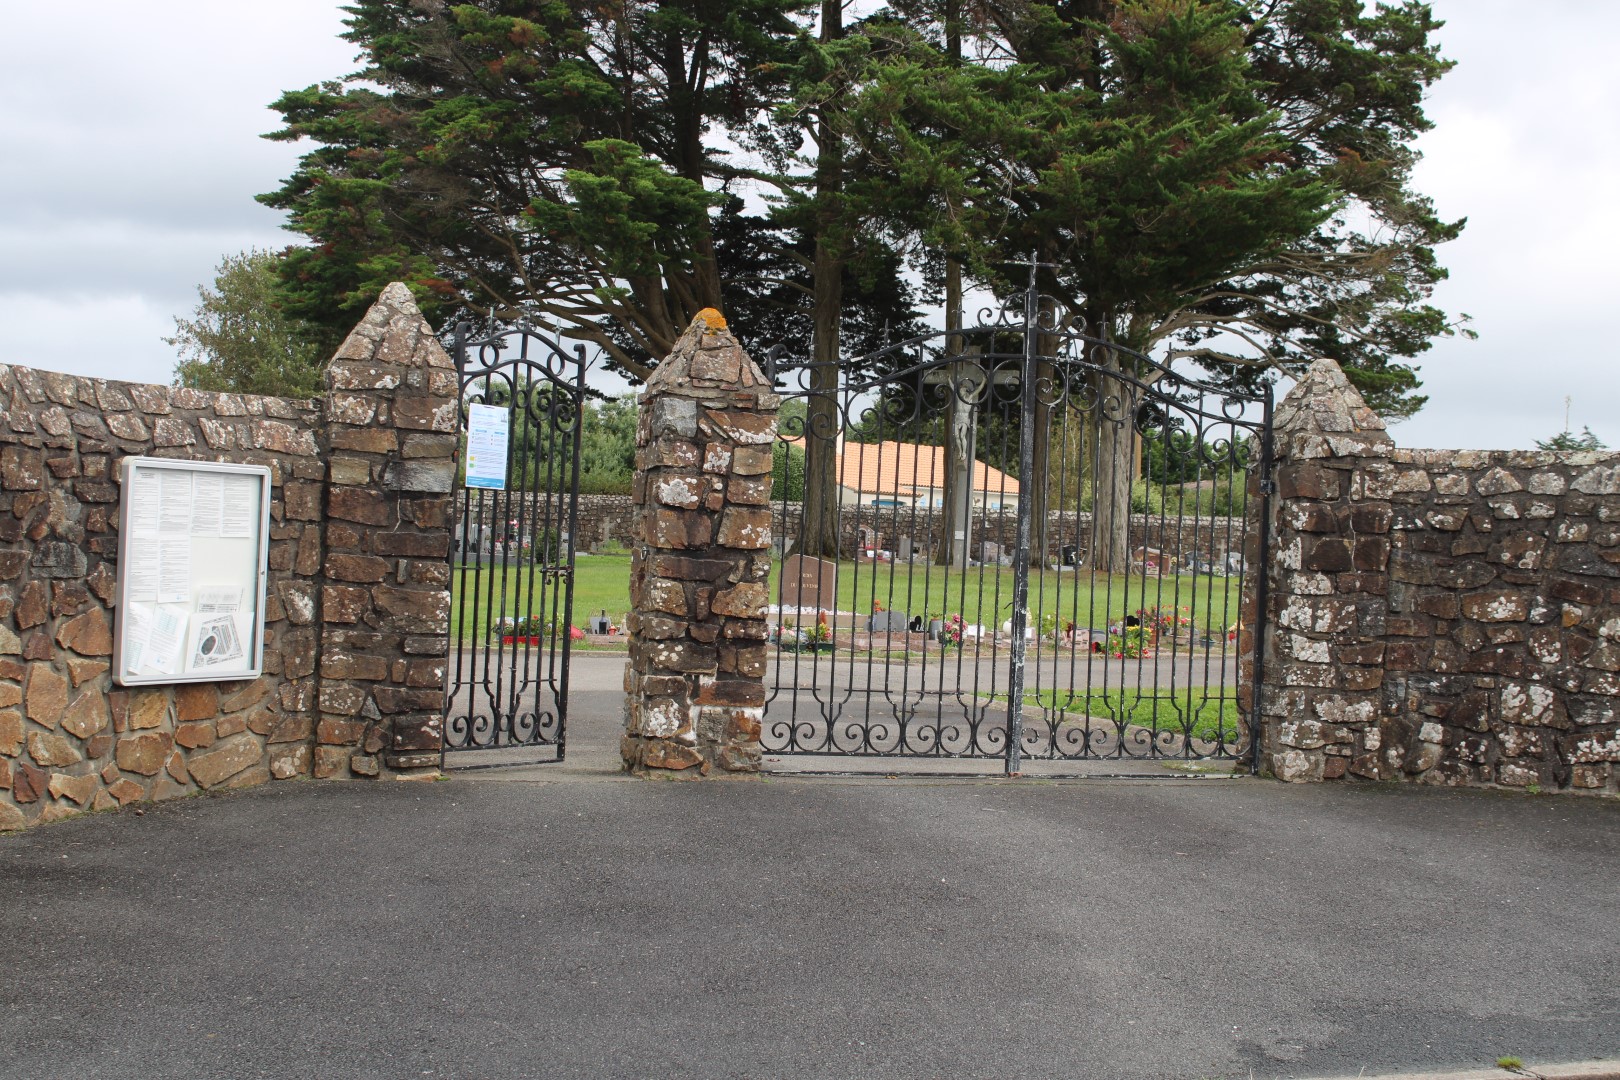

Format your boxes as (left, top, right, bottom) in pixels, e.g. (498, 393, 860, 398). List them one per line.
(777, 553, 837, 613)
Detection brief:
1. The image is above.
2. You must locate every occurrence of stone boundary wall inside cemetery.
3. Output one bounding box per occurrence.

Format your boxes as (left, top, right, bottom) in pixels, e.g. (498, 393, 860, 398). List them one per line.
(1260, 360, 1620, 793)
(0, 283, 456, 830)
(782, 505, 1245, 568)
(467, 491, 1242, 570)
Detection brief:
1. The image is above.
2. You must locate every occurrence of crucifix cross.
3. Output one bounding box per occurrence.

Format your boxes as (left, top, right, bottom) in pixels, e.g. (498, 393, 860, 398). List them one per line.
(1004, 251, 1057, 293)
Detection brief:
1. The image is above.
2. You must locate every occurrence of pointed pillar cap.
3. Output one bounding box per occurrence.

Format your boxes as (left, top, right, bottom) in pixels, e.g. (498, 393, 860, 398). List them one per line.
(644, 309, 775, 408)
(1273, 358, 1394, 460)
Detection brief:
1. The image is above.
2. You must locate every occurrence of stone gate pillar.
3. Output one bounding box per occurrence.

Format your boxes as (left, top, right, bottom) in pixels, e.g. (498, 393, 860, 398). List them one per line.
(621, 310, 777, 776)
(318, 283, 456, 779)
(1259, 359, 1396, 781)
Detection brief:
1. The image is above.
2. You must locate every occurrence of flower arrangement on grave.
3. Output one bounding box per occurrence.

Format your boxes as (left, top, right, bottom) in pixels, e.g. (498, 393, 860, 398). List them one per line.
(939, 613, 965, 647)
(806, 612, 833, 646)
(1136, 604, 1193, 644)
(1036, 612, 1079, 642)
(1104, 625, 1151, 659)
(495, 614, 553, 644)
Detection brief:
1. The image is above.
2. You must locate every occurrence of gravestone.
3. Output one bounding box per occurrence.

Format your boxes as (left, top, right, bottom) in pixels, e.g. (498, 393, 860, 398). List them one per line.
(867, 610, 910, 632)
(778, 553, 838, 613)
(897, 537, 914, 561)
(980, 540, 1002, 563)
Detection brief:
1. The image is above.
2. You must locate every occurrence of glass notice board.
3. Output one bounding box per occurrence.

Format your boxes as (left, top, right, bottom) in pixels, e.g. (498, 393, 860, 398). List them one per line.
(113, 458, 271, 686)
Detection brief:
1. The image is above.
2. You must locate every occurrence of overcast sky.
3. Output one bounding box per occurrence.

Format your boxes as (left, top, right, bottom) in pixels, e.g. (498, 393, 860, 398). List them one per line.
(2, 1, 1614, 450)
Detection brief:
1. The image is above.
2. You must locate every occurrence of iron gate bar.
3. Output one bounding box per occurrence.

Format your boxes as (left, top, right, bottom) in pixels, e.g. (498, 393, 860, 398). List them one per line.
(1003, 261, 1043, 775)
(1246, 400, 1276, 775)
(442, 321, 588, 766)
(764, 274, 1273, 774)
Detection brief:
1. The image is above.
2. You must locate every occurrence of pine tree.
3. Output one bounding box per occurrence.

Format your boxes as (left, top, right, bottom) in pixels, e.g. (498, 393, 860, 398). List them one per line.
(823, 0, 1465, 567)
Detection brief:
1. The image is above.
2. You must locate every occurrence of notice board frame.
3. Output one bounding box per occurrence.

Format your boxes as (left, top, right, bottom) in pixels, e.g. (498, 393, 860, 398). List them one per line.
(112, 457, 272, 686)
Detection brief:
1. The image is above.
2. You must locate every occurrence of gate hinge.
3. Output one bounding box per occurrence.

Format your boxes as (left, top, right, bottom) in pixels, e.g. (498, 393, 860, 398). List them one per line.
(1257, 477, 1276, 496)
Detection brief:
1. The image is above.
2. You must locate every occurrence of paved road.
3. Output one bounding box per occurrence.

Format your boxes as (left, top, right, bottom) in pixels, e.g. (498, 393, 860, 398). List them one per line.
(5, 661, 1616, 1080)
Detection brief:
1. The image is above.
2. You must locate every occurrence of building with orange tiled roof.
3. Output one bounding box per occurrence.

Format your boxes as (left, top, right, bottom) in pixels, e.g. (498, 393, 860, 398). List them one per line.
(786, 438, 1021, 510)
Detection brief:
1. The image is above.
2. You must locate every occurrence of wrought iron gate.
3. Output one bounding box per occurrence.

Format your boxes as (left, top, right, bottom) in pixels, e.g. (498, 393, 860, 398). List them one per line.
(442, 322, 586, 766)
(763, 271, 1273, 774)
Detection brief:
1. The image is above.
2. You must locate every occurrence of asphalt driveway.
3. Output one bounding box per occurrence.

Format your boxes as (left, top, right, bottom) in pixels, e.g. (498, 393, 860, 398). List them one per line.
(4, 753, 1618, 1079)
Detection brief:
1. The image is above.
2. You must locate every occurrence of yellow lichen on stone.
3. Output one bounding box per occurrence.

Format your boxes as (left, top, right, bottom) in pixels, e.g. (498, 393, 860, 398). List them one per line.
(696, 307, 727, 330)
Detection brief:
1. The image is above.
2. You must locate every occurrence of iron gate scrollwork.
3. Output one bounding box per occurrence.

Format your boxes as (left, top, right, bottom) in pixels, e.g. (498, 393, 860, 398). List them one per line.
(442, 321, 587, 765)
(764, 269, 1274, 774)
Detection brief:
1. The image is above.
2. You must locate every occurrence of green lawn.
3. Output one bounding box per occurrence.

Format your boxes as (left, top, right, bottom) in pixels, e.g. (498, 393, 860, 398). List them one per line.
(449, 553, 1244, 645)
(450, 553, 637, 645)
(1023, 688, 1243, 743)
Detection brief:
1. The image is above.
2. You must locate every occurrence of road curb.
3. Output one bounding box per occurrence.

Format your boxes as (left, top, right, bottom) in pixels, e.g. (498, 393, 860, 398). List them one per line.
(1304, 1060, 1620, 1080)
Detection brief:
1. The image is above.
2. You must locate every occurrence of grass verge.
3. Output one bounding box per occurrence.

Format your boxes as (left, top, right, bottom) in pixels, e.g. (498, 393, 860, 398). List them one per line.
(450, 554, 1245, 646)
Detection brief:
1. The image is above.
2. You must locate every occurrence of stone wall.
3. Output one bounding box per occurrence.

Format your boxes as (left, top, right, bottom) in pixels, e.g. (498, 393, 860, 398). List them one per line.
(0, 283, 455, 829)
(778, 504, 1247, 566)
(1260, 360, 1620, 792)
(468, 491, 1243, 570)
(620, 311, 773, 775)
(0, 368, 326, 827)
(458, 492, 636, 552)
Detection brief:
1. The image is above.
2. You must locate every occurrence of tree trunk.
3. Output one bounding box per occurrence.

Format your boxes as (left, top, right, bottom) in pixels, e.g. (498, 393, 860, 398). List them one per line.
(1087, 309, 1135, 575)
(791, 0, 845, 559)
(934, 9, 969, 569)
(936, 258, 972, 568)
(1026, 289, 1058, 567)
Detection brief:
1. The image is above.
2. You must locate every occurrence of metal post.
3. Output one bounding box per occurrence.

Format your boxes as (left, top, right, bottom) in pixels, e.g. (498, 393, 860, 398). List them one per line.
(1246, 392, 1276, 775)
(1004, 265, 1041, 775)
(555, 345, 588, 763)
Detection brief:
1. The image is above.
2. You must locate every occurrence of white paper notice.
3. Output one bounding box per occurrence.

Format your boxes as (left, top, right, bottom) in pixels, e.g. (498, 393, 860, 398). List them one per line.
(220, 475, 256, 538)
(190, 614, 245, 669)
(130, 469, 162, 539)
(191, 473, 224, 537)
(159, 470, 193, 535)
(195, 586, 241, 614)
(464, 403, 510, 490)
(125, 545, 160, 603)
(122, 602, 154, 675)
(146, 607, 188, 675)
(157, 536, 192, 604)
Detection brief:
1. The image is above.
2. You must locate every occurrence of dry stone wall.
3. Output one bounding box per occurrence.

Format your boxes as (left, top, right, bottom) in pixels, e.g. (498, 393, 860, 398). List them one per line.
(778, 504, 1246, 568)
(0, 283, 455, 829)
(621, 311, 774, 775)
(1260, 359, 1620, 792)
(474, 493, 1242, 570)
